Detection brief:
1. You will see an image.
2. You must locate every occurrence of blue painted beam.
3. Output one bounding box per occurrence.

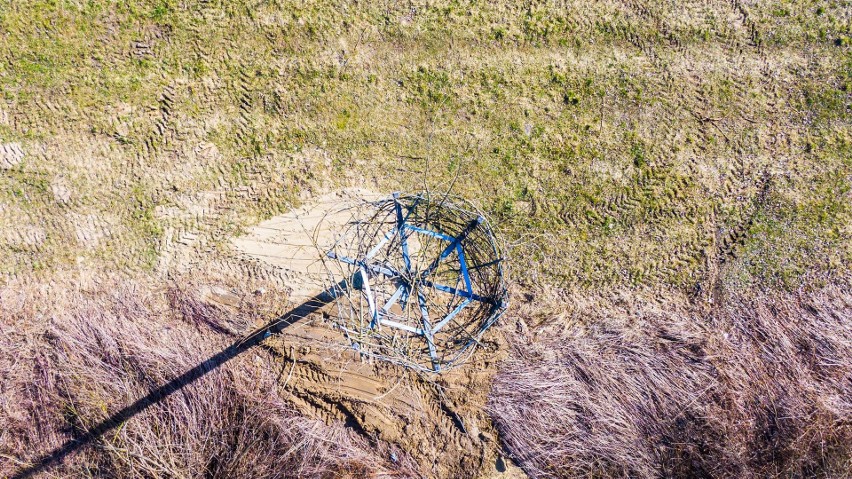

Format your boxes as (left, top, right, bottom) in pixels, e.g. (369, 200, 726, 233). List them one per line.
(327, 251, 400, 278)
(430, 298, 471, 334)
(421, 279, 494, 304)
(393, 194, 413, 274)
(419, 216, 483, 279)
(403, 225, 454, 242)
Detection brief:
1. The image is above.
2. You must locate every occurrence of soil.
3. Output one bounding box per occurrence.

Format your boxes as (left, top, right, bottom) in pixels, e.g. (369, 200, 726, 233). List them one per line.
(230, 188, 381, 301)
(226, 189, 528, 478)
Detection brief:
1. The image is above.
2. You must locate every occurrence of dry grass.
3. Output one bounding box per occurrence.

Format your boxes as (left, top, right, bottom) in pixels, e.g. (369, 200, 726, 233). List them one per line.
(488, 283, 852, 478)
(0, 274, 415, 478)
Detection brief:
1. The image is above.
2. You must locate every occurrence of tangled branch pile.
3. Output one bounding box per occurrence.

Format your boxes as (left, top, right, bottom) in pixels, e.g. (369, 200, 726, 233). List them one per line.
(488, 284, 852, 478)
(326, 193, 507, 371)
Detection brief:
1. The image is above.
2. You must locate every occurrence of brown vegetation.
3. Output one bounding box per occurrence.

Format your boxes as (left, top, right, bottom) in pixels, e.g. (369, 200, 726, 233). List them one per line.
(488, 284, 852, 478)
(0, 274, 414, 478)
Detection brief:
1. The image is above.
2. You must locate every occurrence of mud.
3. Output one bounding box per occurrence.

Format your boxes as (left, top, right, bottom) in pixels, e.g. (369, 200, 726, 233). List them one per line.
(225, 190, 527, 478)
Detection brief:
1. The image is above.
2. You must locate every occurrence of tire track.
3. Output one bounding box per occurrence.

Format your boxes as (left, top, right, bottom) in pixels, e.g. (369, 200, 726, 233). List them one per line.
(728, 0, 763, 50)
(234, 67, 254, 149)
(139, 83, 178, 161)
(622, 0, 686, 53)
(717, 171, 771, 265)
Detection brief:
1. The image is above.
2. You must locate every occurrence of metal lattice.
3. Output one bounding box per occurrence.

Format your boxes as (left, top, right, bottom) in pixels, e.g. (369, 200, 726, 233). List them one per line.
(324, 192, 508, 372)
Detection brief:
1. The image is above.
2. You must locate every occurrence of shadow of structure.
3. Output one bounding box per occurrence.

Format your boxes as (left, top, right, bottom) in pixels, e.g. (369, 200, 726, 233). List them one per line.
(11, 284, 343, 479)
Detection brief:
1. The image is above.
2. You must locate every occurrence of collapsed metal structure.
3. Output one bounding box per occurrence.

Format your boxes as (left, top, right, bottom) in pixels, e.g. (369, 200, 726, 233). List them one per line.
(325, 192, 508, 372)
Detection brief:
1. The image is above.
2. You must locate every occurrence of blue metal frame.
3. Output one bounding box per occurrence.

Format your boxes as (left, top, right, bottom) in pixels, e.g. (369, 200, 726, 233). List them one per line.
(328, 194, 496, 372)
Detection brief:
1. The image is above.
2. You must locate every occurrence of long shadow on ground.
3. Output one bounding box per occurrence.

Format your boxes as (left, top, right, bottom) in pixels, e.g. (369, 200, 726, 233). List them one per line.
(11, 284, 341, 479)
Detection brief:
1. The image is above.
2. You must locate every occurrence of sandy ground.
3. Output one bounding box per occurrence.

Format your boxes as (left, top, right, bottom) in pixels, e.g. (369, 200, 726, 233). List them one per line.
(226, 189, 526, 478)
(230, 188, 382, 301)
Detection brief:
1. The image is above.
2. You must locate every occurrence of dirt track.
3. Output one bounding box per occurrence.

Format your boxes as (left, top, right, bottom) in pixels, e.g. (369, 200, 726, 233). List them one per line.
(220, 189, 524, 478)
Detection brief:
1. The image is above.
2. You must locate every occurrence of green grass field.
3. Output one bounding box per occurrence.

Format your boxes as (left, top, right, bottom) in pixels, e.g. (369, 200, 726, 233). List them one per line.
(2, 0, 849, 293)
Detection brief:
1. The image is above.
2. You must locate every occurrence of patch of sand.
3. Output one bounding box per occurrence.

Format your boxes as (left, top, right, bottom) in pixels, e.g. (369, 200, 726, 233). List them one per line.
(225, 189, 524, 478)
(230, 187, 383, 301)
